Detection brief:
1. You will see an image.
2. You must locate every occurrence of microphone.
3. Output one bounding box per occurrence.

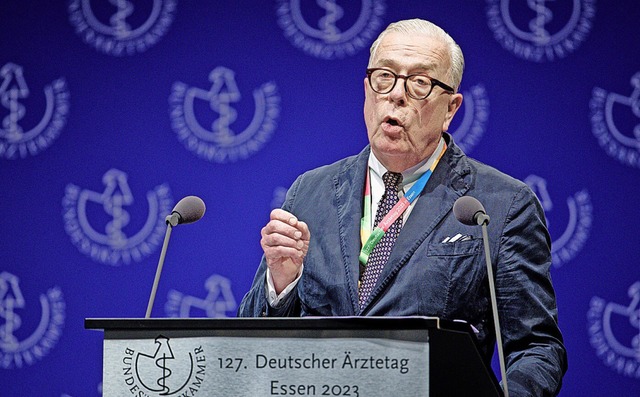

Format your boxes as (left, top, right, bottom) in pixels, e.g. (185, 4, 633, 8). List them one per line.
(453, 196, 509, 397)
(166, 195, 206, 226)
(453, 195, 490, 226)
(145, 196, 206, 318)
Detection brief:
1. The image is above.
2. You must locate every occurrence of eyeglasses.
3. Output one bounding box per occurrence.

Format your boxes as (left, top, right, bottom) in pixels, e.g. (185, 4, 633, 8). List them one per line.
(366, 68, 455, 100)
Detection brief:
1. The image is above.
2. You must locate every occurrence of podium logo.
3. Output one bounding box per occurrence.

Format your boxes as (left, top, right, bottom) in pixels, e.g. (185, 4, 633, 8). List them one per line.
(0, 272, 65, 369)
(486, 0, 596, 62)
(0, 63, 69, 159)
(62, 169, 173, 266)
(276, 0, 386, 59)
(122, 336, 207, 395)
(588, 282, 640, 379)
(169, 66, 280, 163)
(449, 84, 489, 154)
(590, 72, 640, 169)
(525, 175, 592, 268)
(165, 274, 237, 318)
(68, 0, 177, 56)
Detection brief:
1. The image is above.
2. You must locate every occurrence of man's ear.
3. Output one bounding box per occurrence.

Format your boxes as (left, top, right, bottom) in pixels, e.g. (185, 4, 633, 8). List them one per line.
(443, 93, 463, 132)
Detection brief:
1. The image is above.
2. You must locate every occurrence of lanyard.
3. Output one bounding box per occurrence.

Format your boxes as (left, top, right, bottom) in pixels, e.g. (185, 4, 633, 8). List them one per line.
(359, 143, 447, 265)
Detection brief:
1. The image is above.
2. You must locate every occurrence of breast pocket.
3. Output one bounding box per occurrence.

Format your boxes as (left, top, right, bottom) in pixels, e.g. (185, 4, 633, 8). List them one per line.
(424, 239, 488, 319)
(427, 238, 482, 258)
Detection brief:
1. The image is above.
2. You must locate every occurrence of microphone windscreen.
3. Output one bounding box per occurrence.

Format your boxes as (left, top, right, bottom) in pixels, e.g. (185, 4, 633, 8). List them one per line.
(453, 196, 485, 226)
(172, 196, 206, 224)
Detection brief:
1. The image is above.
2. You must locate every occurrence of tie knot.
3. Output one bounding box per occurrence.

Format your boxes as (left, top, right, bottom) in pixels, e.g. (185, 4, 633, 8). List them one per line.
(382, 172, 403, 191)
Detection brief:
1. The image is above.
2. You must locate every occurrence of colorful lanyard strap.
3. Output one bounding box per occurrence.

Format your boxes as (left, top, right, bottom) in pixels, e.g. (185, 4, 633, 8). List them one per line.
(359, 143, 447, 266)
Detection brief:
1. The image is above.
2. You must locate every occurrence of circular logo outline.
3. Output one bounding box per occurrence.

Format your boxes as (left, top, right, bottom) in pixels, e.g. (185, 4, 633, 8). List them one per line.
(590, 75, 640, 169)
(169, 67, 281, 164)
(62, 170, 174, 266)
(0, 273, 66, 370)
(0, 63, 69, 160)
(68, 0, 177, 56)
(276, 0, 387, 60)
(486, 0, 596, 62)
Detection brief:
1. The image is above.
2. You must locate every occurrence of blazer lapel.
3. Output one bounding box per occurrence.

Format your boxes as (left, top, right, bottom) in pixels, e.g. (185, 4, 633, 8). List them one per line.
(333, 148, 370, 314)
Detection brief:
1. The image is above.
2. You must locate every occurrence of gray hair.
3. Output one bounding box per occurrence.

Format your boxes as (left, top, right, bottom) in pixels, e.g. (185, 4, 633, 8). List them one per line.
(368, 19, 464, 92)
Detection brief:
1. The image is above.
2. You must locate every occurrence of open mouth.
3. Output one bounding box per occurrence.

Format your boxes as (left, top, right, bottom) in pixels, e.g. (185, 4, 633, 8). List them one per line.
(384, 116, 401, 127)
(381, 117, 403, 134)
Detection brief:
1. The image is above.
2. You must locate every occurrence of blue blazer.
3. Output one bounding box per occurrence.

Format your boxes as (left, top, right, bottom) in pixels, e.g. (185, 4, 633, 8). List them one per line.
(239, 133, 567, 396)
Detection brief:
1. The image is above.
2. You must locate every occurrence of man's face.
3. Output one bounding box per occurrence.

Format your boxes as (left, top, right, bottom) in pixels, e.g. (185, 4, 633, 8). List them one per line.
(363, 31, 463, 172)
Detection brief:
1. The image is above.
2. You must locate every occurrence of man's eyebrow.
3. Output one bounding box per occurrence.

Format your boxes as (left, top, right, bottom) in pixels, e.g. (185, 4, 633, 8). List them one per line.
(374, 58, 397, 67)
(374, 59, 438, 72)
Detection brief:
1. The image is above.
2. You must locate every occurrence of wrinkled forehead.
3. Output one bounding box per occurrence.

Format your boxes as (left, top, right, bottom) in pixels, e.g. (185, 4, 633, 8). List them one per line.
(372, 32, 451, 74)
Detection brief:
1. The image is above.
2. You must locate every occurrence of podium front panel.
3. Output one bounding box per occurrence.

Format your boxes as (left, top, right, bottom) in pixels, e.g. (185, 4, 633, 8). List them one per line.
(89, 317, 436, 397)
(86, 317, 501, 397)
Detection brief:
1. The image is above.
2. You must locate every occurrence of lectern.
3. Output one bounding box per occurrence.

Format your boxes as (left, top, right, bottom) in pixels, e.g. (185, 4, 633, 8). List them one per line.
(86, 317, 502, 397)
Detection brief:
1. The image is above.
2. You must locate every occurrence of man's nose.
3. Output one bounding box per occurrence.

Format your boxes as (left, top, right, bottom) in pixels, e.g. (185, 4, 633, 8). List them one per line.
(388, 78, 408, 104)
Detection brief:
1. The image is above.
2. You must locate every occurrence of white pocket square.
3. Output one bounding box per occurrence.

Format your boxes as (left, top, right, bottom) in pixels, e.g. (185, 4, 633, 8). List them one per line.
(441, 233, 472, 243)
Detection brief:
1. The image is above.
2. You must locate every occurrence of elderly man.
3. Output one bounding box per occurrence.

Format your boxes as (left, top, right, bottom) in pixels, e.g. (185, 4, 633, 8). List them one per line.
(239, 18, 567, 396)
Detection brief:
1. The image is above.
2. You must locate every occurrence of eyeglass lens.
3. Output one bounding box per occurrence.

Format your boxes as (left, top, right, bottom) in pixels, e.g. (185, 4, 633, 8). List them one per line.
(369, 69, 433, 99)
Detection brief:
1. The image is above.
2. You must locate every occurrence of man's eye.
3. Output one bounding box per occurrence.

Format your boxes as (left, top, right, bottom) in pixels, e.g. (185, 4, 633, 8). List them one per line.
(412, 76, 430, 86)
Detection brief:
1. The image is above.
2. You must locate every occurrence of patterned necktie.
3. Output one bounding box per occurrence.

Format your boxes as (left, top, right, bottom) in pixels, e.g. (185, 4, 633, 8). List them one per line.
(359, 171, 403, 307)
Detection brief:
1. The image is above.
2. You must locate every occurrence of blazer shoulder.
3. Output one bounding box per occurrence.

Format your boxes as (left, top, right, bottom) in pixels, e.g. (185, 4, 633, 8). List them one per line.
(467, 157, 528, 192)
(443, 137, 527, 196)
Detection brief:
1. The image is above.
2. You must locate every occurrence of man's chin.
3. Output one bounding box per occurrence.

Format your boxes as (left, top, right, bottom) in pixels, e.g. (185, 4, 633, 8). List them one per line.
(373, 142, 409, 157)
(372, 146, 416, 170)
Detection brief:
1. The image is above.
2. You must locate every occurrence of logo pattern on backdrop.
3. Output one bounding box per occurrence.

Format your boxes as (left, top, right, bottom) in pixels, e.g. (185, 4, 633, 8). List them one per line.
(588, 281, 640, 379)
(450, 84, 489, 154)
(62, 169, 173, 266)
(165, 274, 237, 318)
(590, 71, 640, 169)
(68, 0, 177, 56)
(0, 272, 65, 369)
(271, 186, 288, 210)
(486, 0, 596, 62)
(169, 66, 280, 163)
(121, 336, 207, 396)
(276, 0, 386, 59)
(0, 63, 69, 159)
(525, 175, 592, 268)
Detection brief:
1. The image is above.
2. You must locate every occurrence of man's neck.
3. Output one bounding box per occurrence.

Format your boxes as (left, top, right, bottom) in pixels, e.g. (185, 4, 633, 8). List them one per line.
(369, 137, 446, 183)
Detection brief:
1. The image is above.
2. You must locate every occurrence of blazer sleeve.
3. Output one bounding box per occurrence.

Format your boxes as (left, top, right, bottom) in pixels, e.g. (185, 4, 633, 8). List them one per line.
(236, 256, 302, 317)
(496, 185, 568, 397)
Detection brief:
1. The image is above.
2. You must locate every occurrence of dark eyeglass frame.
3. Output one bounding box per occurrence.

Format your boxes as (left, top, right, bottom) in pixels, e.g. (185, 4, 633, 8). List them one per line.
(366, 68, 455, 99)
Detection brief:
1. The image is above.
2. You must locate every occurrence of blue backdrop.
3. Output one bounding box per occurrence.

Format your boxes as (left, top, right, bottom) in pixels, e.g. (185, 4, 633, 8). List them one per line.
(1, 1, 638, 396)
